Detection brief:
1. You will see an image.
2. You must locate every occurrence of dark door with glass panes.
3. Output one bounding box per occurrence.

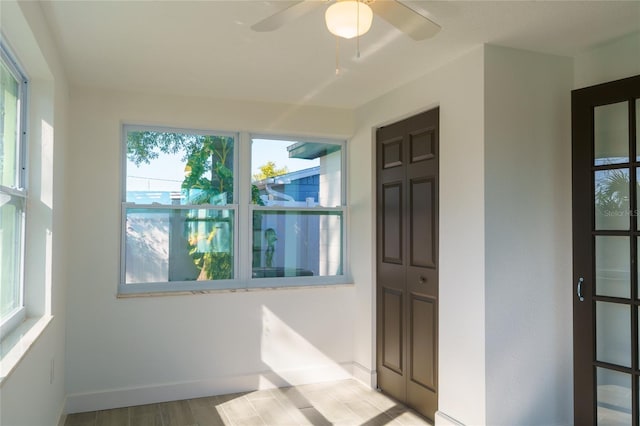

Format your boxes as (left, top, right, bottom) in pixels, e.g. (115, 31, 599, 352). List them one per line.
(573, 75, 640, 425)
(376, 108, 439, 422)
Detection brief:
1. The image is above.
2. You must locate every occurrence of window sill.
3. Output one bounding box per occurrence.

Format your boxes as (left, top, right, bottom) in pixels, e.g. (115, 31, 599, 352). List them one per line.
(117, 282, 355, 299)
(0, 315, 53, 386)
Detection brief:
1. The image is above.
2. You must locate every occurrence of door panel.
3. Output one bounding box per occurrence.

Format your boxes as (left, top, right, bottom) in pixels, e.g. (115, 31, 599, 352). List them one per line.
(383, 137, 404, 169)
(410, 294, 436, 389)
(383, 182, 403, 264)
(410, 129, 435, 163)
(410, 177, 436, 268)
(573, 75, 640, 426)
(377, 108, 439, 421)
(407, 294, 438, 418)
(383, 288, 404, 373)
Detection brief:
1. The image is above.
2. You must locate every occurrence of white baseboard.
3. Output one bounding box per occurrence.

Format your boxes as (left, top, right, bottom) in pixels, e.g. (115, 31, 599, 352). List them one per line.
(57, 413, 67, 426)
(65, 362, 354, 414)
(57, 396, 68, 426)
(435, 411, 465, 426)
(351, 362, 375, 388)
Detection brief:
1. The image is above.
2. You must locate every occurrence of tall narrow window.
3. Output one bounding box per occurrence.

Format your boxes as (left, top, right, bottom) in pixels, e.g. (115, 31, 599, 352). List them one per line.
(121, 126, 237, 294)
(0, 45, 27, 337)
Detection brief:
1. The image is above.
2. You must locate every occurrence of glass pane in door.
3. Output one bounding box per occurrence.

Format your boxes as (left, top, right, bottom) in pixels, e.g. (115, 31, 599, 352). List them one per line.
(595, 168, 630, 230)
(594, 101, 628, 166)
(635, 99, 639, 162)
(596, 301, 631, 367)
(596, 236, 630, 298)
(597, 367, 631, 426)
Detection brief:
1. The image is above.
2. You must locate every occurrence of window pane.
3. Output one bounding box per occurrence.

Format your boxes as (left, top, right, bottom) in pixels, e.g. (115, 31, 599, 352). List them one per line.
(0, 59, 20, 189)
(126, 129, 234, 205)
(251, 138, 342, 207)
(0, 194, 23, 318)
(596, 301, 631, 367)
(595, 236, 630, 299)
(252, 210, 343, 278)
(594, 101, 628, 166)
(597, 367, 631, 425)
(595, 168, 629, 230)
(636, 99, 639, 162)
(125, 207, 234, 284)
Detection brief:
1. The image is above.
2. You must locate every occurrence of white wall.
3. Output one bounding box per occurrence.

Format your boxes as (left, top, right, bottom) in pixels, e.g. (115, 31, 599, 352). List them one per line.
(0, 1, 70, 425)
(574, 32, 640, 90)
(64, 88, 357, 412)
(352, 47, 487, 425)
(484, 45, 573, 426)
(351, 44, 577, 426)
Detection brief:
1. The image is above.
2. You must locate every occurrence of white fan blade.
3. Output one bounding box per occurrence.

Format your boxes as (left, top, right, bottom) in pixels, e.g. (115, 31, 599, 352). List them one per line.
(370, 0, 441, 41)
(251, 1, 325, 32)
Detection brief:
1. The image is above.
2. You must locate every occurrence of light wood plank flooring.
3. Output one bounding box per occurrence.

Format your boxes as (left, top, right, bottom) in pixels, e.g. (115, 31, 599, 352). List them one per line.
(64, 379, 432, 426)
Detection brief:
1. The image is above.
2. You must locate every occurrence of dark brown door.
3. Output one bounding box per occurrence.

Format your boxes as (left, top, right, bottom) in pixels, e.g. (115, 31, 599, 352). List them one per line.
(573, 75, 640, 425)
(376, 108, 439, 421)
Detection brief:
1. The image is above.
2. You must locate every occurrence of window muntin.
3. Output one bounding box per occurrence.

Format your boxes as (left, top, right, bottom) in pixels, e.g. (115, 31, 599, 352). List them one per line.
(121, 128, 347, 294)
(0, 44, 27, 336)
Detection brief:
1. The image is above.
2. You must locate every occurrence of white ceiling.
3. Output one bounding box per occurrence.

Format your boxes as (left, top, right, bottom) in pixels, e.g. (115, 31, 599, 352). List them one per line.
(39, 0, 640, 109)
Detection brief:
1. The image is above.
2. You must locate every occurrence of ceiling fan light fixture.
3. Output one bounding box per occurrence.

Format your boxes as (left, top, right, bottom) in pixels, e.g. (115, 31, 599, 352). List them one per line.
(325, 0, 373, 40)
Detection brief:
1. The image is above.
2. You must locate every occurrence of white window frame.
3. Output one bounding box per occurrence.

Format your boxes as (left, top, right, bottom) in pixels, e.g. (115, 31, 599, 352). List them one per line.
(119, 125, 240, 295)
(120, 126, 348, 295)
(247, 134, 348, 288)
(0, 42, 28, 339)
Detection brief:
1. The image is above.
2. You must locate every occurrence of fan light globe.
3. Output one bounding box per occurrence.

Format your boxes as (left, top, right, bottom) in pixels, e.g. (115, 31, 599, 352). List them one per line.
(325, 1, 373, 39)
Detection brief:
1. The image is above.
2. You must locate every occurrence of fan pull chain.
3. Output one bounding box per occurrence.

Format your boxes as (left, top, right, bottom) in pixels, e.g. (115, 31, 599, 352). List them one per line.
(356, 0, 361, 58)
(335, 36, 340, 75)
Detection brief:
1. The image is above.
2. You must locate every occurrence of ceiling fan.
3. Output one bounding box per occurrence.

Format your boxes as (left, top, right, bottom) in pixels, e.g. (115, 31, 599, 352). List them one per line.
(251, 0, 441, 41)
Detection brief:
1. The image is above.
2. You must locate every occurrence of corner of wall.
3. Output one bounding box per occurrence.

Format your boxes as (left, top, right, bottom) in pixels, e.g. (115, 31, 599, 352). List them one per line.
(0, 1, 70, 425)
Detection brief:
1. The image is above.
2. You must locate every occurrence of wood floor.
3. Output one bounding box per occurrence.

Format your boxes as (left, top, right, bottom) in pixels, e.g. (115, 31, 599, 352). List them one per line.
(64, 379, 431, 426)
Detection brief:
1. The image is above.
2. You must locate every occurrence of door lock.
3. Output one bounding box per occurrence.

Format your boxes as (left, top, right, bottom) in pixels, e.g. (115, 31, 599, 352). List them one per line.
(418, 276, 427, 284)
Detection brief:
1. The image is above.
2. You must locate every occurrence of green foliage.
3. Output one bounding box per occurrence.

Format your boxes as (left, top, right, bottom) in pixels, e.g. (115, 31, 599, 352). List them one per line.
(182, 136, 234, 203)
(596, 169, 630, 212)
(252, 161, 288, 181)
(189, 248, 233, 281)
(128, 131, 234, 281)
(127, 131, 187, 165)
(252, 184, 265, 206)
(127, 132, 233, 198)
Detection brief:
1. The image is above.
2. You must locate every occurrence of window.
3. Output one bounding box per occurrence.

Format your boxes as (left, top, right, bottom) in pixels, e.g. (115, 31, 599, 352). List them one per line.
(121, 127, 346, 294)
(250, 137, 344, 283)
(122, 127, 237, 293)
(0, 44, 27, 337)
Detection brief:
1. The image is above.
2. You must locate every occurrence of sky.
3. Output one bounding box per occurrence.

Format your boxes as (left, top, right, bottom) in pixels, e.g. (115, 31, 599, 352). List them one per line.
(126, 138, 319, 194)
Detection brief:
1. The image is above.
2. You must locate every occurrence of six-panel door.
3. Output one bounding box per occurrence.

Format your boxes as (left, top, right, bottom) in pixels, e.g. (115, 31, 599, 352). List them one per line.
(376, 108, 439, 421)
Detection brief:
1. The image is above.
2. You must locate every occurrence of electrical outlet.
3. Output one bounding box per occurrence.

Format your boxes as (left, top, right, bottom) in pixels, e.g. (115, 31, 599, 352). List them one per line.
(49, 358, 54, 384)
